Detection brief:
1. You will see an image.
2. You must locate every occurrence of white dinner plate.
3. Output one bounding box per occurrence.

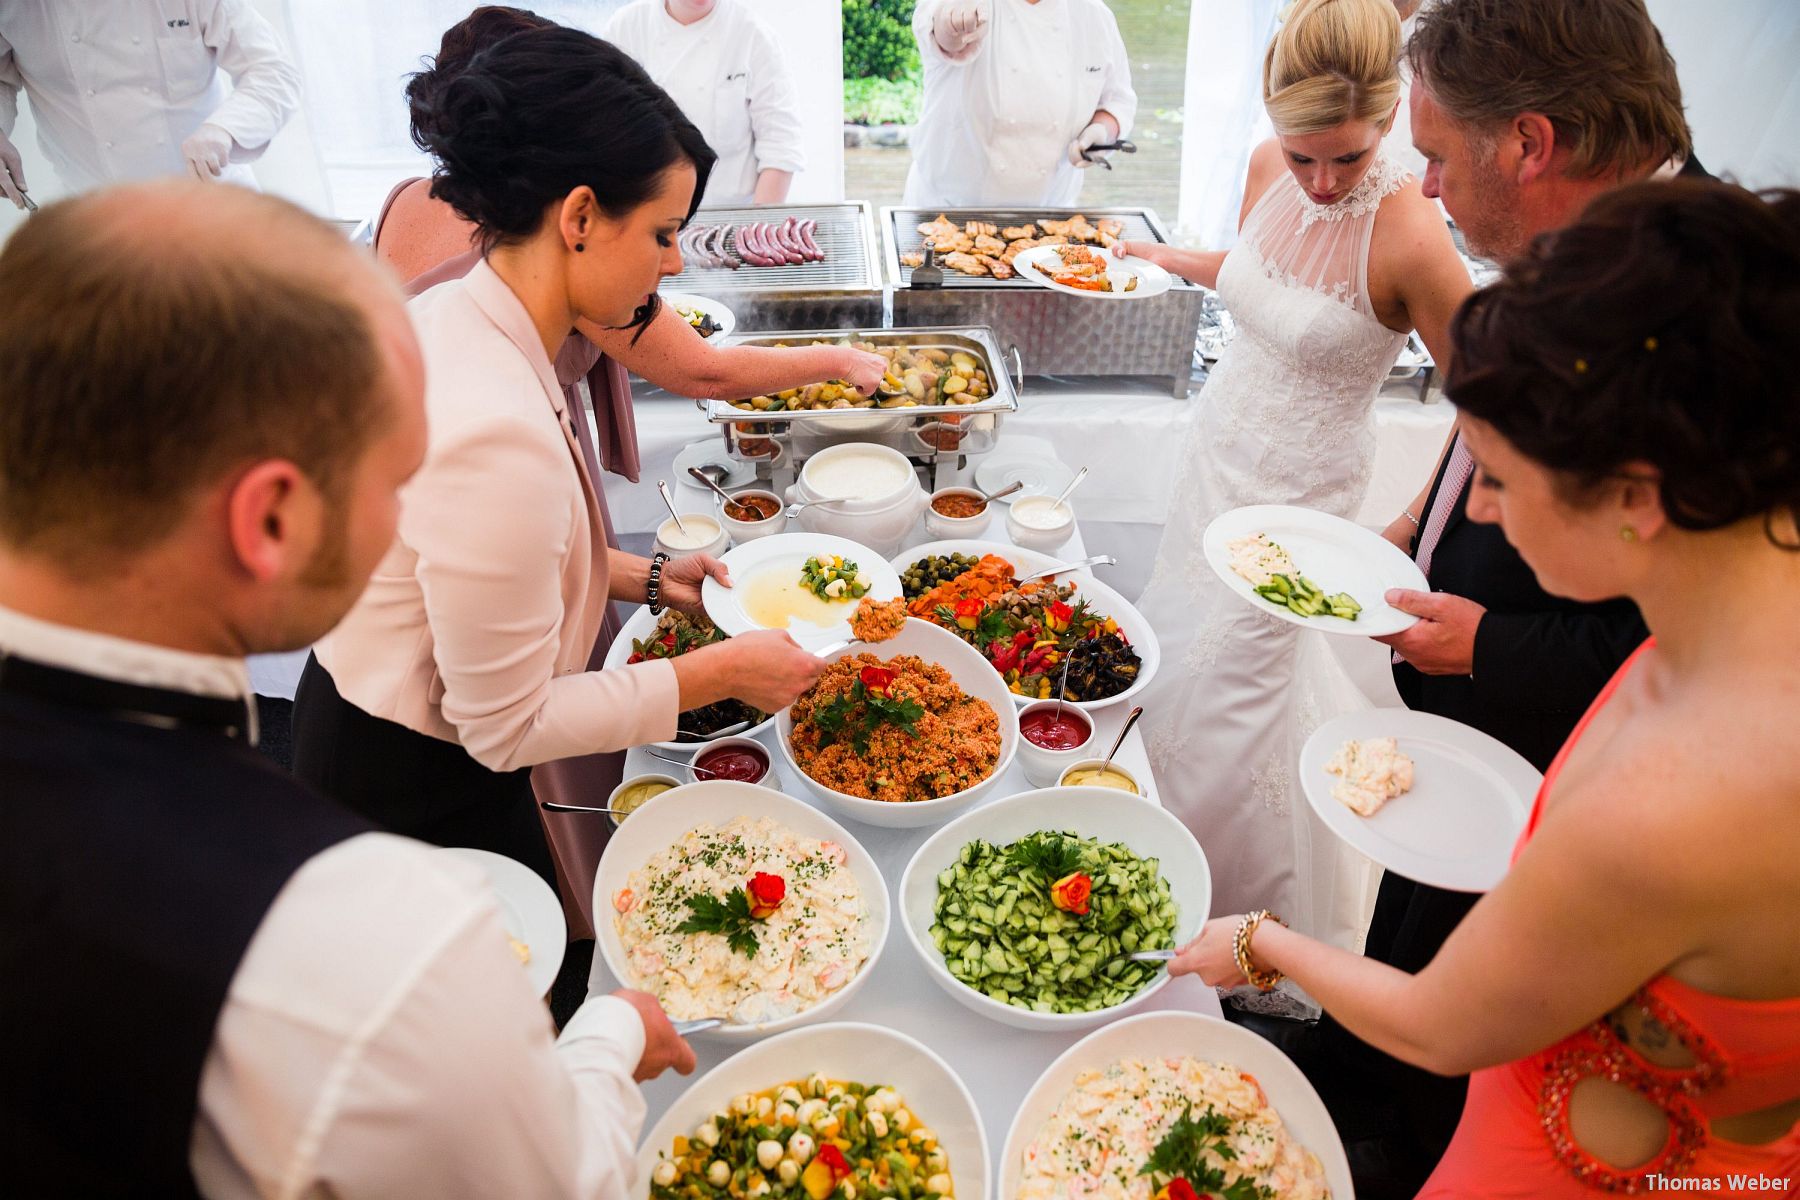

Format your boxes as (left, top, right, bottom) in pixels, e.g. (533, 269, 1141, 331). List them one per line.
(1300, 709, 1543, 892)
(1000, 1011, 1351, 1200)
(702, 532, 902, 648)
(972, 452, 1077, 503)
(672, 439, 757, 491)
(1203, 503, 1429, 637)
(1012, 245, 1174, 300)
(659, 291, 736, 340)
(440, 847, 566, 998)
(601, 605, 776, 752)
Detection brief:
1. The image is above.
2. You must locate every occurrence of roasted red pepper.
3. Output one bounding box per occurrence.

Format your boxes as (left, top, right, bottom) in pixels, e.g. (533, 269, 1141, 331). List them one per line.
(815, 1144, 850, 1179)
(1050, 871, 1092, 915)
(746, 872, 786, 919)
(1046, 601, 1074, 633)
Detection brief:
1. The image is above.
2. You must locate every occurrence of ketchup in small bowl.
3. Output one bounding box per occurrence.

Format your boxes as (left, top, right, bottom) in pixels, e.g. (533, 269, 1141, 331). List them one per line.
(692, 739, 769, 784)
(1020, 707, 1092, 751)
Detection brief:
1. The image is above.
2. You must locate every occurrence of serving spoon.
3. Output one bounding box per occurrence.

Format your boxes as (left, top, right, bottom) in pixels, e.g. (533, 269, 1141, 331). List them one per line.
(539, 801, 630, 816)
(1102, 705, 1146, 767)
(1014, 553, 1117, 586)
(656, 479, 690, 539)
(672, 1017, 727, 1036)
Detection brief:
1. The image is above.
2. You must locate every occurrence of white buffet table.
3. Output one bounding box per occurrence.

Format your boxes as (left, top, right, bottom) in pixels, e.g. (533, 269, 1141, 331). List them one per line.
(588, 498, 1224, 1140)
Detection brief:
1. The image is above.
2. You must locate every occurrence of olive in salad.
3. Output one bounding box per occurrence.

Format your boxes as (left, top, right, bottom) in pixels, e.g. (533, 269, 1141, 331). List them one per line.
(649, 1076, 954, 1200)
(628, 611, 768, 739)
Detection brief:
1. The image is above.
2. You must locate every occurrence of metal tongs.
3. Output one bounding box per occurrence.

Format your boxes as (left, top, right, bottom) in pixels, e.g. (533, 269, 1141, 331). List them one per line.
(1080, 139, 1138, 171)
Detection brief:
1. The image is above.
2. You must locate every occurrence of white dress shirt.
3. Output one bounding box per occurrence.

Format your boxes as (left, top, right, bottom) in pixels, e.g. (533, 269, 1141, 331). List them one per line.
(0, 602, 652, 1199)
(0, 0, 298, 191)
(602, 0, 806, 206)
(904, 0, 1136, 208)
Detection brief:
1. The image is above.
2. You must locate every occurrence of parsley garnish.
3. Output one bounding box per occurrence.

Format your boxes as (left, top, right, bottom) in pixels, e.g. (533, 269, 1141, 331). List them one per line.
(812, 680, 924, 755)
(1006, 831, 1089, 880)
(1140, 1106, 1273, 1200)
(677, 888, 760, 958)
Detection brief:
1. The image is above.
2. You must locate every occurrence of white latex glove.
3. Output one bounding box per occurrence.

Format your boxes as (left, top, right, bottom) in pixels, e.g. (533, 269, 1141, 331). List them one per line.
(181, 123, 234, 181)
(1068, 121, 1113, 169)
(934, 0, 990, 57)
(0, 128, 26, 208)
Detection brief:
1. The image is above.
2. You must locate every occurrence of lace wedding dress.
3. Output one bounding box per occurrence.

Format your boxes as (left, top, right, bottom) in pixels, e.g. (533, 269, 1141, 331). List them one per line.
(1137, 152, 1413, 992)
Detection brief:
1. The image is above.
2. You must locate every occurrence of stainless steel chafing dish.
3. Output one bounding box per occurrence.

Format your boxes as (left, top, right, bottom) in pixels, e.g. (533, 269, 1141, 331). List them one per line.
(700, 326, 1023, 465)
(882, 205, 1208, 397)
(661, 202, 884, 331)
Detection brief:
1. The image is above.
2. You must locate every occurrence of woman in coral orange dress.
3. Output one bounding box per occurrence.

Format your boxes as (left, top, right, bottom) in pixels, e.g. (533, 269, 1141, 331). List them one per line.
(1174, 178, 1800, 1195)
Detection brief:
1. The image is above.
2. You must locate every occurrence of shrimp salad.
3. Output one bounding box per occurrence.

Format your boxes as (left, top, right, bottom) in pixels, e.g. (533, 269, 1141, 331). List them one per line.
(613, 817, 872, 1023)
(1017, 1057, 1329, 1200)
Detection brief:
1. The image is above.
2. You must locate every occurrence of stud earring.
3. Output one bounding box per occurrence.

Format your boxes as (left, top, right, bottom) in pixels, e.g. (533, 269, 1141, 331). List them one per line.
(1620, 525, 1637, 542)
(574, 242, 585, 253)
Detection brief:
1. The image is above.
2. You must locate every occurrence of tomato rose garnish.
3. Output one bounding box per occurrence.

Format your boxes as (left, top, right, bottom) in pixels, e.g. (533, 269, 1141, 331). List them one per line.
(1049, 871, 1092, 915)
(859, 665, 896, 695)
(746, 871, 786, 918)
(1157, 1180, 1200, 1200)
(953, 597, 985, 630)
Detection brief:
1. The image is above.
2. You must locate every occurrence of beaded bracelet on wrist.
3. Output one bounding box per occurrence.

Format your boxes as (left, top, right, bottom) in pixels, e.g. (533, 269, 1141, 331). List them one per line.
(646, 552, 671, 615)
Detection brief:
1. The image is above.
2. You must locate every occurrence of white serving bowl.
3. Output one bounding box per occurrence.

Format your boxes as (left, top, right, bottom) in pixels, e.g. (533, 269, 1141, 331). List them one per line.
(685, 734, 777, 789)
(1057, 756, 1143, 796)
(717, 487, 788, 542)
(638, 1022, 991, 1200)
(888, 539, 1162, 714)
(924, 486, 993, 540)
(777, 618, 1020, 830)
(785, 442, 927, 557)
(594, 780, 889, 1040)
(1005, 496, 1076, 553)
(898, 786, 1210, 1032)
(601, 606, 774, 753)
(1013, 700, 1097, 787)
(605, 771, 681, 829)
(655, 512, 730, 560)
(999, 1011, 1352, 1199)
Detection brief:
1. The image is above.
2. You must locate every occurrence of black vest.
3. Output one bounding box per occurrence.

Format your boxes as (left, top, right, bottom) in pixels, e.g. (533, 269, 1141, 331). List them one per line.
(0, 655, 370, 1197)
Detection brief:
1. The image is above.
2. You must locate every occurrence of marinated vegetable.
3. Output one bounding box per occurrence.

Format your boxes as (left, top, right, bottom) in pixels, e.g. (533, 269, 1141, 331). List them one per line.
(929, 830, 1177, 1014)
(628, 611, 768, 739)
(900, 553, 981, 600)
(802, 555, 871, 602)
(648, 1077, 954, 1200)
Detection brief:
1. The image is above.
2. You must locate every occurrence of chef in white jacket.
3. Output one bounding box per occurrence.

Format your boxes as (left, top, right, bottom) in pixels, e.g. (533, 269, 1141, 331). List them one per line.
(904, 0, 1135, 208)
(603, 0, 806, 206)
(0, 0, 298, 207)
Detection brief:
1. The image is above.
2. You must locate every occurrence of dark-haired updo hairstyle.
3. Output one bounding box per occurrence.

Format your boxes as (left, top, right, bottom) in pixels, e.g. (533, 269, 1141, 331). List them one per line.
(404, 24, 716, 331)
(430, 6, 556, 78)
(1446, 179, 1800, 548)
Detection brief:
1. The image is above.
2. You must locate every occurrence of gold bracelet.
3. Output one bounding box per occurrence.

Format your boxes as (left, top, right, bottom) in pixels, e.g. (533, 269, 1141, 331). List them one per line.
(1233, 910, 1287, 991)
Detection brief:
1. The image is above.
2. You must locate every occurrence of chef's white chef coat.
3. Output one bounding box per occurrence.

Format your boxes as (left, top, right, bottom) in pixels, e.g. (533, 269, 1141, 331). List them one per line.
(904, 0, 1136, 208)
(0, 0, 298, 192)
(602, 0, 806, 207)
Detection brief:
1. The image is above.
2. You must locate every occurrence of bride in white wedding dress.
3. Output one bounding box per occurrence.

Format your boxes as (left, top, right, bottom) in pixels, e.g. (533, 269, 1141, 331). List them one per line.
(1115, 0, 1471, 997)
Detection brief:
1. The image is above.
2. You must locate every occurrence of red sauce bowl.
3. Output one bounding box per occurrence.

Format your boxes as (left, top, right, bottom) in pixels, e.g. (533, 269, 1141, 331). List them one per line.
(690, 737, 770, 785)
(1020, 707, 1092, 751)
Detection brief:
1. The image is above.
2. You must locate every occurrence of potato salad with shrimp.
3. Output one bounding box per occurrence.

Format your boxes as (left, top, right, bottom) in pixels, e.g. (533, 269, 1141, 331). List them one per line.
(613, 816, 872, 1024)
(1017, 1057, 1329, 1200)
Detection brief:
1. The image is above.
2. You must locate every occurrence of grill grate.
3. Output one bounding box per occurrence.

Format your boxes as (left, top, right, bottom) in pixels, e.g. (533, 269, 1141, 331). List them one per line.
(885, 206, 1174, 289)
(663, 203, 878, 292)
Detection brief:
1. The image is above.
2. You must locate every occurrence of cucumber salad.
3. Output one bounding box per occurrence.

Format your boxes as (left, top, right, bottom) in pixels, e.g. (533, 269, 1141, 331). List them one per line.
(1226, 533, 1361, 621)
(929, 831, 1177, 1014)
(649, 1076, 954, 1200)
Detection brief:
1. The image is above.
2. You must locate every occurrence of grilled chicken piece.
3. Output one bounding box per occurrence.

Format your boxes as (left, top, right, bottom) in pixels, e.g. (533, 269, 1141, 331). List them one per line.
(1000, 224, 1038, 241)
(973, 233, 1007, 256)
(1038, 217, 1074, 238)
(1000, 237, 1038, 264)
(917, 214, 960, 240)
(963, 220, 999, 238)
(983, 256, 1015, 280)
(942, 251, 989, 276)
(1064, 215, 1100, 242)
(1097, 218, 1125, 241)
(900, 250, 926, 268)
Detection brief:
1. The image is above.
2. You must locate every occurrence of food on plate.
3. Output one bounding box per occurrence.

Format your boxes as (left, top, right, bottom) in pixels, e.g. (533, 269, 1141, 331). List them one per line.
(849, 597, 908, 644)
(746, 564, 872, 632)
(930, 830, 1175, 1013)
(694, 743, 771, 785)
(725, 492, 783, 522)
(805, 447, 914, 501)
(1019, 707, 1091, 751)
(732, 344, 993, 413)
(673, 301, 725, 339)
(788, 654, 1000, 803)
(1016, 1056, 1331, 1200)
(612, 815, 872, 1023)
(507, 935, 531, 965)
(1008, 497, 1073, 531)
(930, 491, 987, 520)
(1060, 764, 1138, 794)
(1227, 533, 1362, 620)
(901, 553, 1141, 701)
(628, 612, 768, 740)
(647, 1077, 956, 1200)
(802, 555, 872, 602)
(677, 217, 826, 270)
(660, 514, 724, 551)
(613, 776, 677, 821)
(1324, 736, 1415, 817)
(1031, 244, 1139, 294)
(910, 213, 1126, 279)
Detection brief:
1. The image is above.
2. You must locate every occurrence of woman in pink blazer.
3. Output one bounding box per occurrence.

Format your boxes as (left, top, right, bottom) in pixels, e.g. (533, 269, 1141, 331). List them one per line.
(292, 27, 825, 891)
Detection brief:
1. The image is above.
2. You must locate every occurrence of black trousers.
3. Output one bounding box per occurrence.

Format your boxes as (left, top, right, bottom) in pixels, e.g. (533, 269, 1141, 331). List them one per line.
(290, 655, 557, 892)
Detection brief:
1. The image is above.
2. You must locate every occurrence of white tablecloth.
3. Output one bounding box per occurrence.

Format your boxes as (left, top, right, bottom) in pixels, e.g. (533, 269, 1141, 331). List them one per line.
(587, 503, 1224, 1145)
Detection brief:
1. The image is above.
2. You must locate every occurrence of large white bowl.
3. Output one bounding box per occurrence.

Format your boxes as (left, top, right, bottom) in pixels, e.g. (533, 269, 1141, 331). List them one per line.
(999, 1011, 1352, 1199)
(778, 618, 1021, 830)
(594, 780, 889, 1040)
(898, 787, 1210, 1032)
(602, 605, 774, 754)
(787, 443, 929, 557)
(638, 1022, 991, 1200)
(889, 539, 1161, 713)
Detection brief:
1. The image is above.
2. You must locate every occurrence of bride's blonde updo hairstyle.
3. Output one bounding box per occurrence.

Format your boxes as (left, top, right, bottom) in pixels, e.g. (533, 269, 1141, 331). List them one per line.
(1264, 0, 1403, 136)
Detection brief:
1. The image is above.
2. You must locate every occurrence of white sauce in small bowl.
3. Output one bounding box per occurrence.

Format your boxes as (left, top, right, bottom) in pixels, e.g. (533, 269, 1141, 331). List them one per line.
(658, 515, 722, 550)
(1010, 497, 1073, 530)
